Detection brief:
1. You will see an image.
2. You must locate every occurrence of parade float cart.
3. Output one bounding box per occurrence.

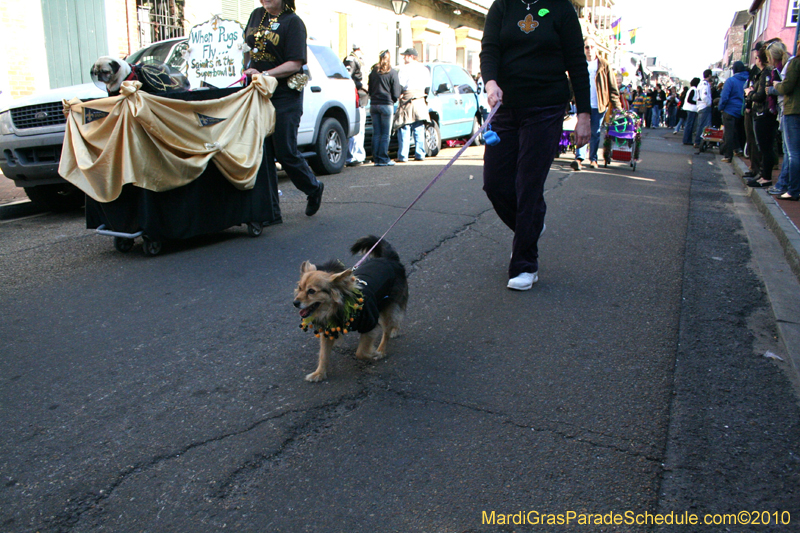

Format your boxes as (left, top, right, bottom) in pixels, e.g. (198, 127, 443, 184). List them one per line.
(59, 75, 281, 256)
(602, 110, 642, 171)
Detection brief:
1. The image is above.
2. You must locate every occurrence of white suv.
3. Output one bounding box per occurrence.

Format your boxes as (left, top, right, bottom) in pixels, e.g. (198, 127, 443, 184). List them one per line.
(0, 38, 358, 210)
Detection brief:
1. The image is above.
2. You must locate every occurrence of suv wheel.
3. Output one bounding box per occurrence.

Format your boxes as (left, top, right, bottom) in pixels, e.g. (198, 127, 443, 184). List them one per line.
(24, 184, 85, 212)
(425, 120, 442, 157)
(309, 117, 346, 175)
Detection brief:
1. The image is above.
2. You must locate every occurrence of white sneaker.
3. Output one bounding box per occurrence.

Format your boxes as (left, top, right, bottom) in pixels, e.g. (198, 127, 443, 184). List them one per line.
(507, 272, 538, 290)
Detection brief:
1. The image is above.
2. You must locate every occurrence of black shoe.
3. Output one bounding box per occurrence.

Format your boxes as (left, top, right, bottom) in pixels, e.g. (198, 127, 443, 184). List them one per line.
(743, 170, 757, 178)
(305, 182, 324, 216)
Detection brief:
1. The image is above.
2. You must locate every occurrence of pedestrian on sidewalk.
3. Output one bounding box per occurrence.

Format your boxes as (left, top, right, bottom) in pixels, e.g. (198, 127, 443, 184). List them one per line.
(571, 35, 621, 171)
(767, 41, 800, 200)
(367, 50, 401, 167)
(766, 41, 793, 196)
(633, 88, 647, 121)
(480, 0, 590, 290)
(744, 41, 764, 178)
(746, 46, 778, 188)
(718, 61, 748, 163)
(394, 48, 430, 163)
(682, 78, 700, 145)
(666, 87, 678, 128)
(694, 70, 714, 150)
(673, 86, 688, 134)
(650, 84, 665, 127)
(344, 44, 368, 167)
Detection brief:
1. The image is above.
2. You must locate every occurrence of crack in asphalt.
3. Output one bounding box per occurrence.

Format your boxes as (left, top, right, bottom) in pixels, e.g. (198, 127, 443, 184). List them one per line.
(211, 387, 372, 500)
(383, 385, 662, 463)
(407, 207, 495, 275)
(45, 391, 371, 531)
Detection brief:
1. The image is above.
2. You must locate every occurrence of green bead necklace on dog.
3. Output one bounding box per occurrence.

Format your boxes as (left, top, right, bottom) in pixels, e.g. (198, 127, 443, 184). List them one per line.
(300, 287, 365, 340)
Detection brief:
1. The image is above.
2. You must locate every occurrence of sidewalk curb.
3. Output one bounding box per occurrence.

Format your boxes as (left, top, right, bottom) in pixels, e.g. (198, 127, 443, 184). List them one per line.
(0, 200, 41, 221)
(732, 157, 800, 284)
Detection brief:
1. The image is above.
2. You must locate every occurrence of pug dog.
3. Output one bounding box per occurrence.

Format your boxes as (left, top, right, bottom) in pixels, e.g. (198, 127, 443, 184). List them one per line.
(91, 56, 133, 96)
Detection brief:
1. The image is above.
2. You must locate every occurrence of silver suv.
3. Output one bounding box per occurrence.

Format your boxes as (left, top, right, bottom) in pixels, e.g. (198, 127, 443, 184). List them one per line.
(0, 38, 358, 210)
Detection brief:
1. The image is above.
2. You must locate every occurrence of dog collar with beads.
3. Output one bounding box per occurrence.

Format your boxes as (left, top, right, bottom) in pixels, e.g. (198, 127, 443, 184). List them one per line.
(300, 286, 365, 340)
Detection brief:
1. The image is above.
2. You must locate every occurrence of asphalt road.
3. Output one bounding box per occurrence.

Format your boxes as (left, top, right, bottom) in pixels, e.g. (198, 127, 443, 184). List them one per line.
(1, 132, 799, 532)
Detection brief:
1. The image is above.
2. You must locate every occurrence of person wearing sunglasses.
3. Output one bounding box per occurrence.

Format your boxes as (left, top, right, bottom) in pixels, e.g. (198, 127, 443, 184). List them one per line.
(571, 36, 621, 171)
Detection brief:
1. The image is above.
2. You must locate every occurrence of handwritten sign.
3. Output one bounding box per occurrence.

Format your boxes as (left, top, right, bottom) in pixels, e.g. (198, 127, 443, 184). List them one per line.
(186, 16, 244, 89)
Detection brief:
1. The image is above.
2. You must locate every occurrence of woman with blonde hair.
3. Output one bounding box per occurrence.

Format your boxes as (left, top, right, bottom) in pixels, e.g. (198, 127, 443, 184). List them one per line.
(367, 51, 401, 166)
(746, 47, 779, 187)
(766, 40, 800, 199)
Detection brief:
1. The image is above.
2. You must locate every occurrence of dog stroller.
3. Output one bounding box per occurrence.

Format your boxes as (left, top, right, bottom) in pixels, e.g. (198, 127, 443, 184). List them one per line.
(602, 110, 642, 171)
(60, 83, 282, 256)
(699, 126, 724, 152)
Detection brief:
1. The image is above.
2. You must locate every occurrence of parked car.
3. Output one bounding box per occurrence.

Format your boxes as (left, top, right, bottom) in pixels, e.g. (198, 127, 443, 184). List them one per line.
(364, 62, 483, 158)
(0, 37, 358, 210)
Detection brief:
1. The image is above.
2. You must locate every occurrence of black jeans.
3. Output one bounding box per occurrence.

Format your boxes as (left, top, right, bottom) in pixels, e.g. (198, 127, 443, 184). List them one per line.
(483, 104, 563, 278)
(754, 112, 778, 181)
(745, 110, 761, 172)
(270, 93, 320, 196)
(722, 112, 740, 158)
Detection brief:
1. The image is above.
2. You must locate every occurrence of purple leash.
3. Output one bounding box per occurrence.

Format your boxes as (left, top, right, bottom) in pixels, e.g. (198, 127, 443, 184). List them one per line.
(352, 102, 501, 270)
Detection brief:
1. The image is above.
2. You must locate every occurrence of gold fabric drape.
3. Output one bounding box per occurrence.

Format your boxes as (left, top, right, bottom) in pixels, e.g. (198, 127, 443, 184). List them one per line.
(59, 74, 277, 203)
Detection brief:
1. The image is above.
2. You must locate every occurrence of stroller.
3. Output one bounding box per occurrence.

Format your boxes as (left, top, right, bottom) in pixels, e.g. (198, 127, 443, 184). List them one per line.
(603, 110, 642, 171)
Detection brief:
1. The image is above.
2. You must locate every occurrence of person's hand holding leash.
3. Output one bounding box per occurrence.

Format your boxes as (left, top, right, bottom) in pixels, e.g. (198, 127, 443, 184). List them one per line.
(575, 112, 591, 148)
(486, 80, 503, 108)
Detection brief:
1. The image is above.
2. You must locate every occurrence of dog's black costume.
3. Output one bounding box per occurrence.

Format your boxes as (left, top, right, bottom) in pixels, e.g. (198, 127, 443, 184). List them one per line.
(314, 237, 407, 335)
(351, 258, 405, 333)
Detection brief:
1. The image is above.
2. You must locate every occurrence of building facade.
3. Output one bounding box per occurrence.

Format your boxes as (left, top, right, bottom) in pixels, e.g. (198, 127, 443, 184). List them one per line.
(2, 0, 621, 105)
(748, 0, 799, 51)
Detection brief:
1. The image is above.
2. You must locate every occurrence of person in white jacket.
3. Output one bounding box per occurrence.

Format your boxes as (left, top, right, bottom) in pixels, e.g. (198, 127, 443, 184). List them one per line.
(694, 69, 714, 150)
(681, 78, 700, 145)
(395, 48, 431, 162)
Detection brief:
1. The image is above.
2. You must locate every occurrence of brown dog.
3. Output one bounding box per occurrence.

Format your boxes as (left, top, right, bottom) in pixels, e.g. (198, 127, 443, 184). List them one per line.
(293, 237, 408, 382)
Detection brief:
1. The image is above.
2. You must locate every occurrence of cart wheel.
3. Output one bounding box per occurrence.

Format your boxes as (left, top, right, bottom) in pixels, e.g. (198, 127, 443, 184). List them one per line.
(142, 238, 162, 256)
(114, 237, 135, 253)
(247, 221, 263, 237)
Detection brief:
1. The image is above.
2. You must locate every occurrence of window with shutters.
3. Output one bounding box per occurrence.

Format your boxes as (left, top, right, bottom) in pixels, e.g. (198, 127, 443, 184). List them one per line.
(221, 0, 257, 24)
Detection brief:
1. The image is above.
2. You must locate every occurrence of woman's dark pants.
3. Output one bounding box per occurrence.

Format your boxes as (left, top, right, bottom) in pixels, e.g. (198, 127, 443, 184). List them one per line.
(270, 93, 321, 196)
(755, 112, 778, 181)
(483, 104, 564, 278)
